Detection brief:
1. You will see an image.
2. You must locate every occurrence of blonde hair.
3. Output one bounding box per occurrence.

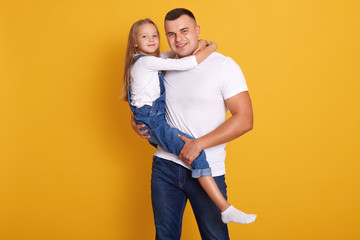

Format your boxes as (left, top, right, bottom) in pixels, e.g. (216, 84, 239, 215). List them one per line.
(121, 18, 160, 101)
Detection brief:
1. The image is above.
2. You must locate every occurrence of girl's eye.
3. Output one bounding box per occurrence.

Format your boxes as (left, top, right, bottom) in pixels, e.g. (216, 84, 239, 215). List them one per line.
(142, 35, 147, 38)
(153, 35, 158, 38)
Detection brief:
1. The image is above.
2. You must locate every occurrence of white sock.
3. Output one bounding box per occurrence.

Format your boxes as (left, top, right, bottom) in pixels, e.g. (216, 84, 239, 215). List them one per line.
(221, 205, 257, 224)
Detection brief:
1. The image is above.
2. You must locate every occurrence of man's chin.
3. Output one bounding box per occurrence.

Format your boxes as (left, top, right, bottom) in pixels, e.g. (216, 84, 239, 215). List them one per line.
(173, 49, 192, 58)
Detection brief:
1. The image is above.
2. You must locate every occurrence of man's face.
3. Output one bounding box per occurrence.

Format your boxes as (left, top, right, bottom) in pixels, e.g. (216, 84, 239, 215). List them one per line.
(164, 15, 200, 58)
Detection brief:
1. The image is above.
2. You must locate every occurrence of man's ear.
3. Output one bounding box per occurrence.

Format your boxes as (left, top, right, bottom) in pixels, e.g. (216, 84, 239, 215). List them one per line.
(196, 25, 200, 37)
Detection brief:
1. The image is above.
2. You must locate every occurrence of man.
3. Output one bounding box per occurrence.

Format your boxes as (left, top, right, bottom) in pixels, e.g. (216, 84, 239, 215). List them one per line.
(131, 8, 253, 239)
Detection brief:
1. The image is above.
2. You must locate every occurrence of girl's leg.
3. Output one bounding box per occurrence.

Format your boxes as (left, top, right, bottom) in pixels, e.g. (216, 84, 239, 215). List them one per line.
(150, 124, 256, 224)
(190, 151, 230, 211)
(192, 152, 256, 224)
(198, 176, 230, 212)
(184, 174, 230, 240)
(197, 176, 257, 224)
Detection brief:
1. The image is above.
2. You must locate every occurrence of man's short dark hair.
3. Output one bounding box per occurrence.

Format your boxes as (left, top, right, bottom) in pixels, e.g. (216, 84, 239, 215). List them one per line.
(165, 8, 196, 22)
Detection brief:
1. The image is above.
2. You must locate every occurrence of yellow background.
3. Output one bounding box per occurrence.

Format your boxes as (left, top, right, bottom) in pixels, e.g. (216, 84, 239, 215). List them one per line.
(1, 0, 359, 239)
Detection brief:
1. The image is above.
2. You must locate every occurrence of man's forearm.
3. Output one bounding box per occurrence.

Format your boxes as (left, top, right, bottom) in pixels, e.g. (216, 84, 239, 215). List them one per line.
(197, 112, 253, 150)
(178, 91, 253, 164)
(198, 91, 253, 149)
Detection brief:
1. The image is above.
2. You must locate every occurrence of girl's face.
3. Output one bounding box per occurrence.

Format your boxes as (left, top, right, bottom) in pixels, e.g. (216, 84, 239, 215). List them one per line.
(135, 23, 159, 55)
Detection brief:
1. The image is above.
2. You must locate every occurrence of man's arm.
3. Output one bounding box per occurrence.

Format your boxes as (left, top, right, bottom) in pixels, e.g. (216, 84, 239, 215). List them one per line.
(178, 91, 253, 165)
(130, 110, 150, 139)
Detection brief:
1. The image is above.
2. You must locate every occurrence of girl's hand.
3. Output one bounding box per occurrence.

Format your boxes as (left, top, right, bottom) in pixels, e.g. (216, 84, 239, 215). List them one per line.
(193, 39, 208, 55)
(193, 40, 217, 55)
(130, 110, 150, 139)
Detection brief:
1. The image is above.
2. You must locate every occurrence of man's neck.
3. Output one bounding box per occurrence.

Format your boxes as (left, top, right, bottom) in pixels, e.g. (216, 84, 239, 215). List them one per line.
(175, 53, 193, 59)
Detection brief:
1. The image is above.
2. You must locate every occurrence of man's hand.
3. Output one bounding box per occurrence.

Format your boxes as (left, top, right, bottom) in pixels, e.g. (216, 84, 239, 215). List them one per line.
(130, 110, 150, 139)
(178, 135, 203, 166)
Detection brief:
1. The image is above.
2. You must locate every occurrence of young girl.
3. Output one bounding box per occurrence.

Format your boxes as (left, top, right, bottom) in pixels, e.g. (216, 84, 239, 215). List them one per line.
(122, 18, 256, 224)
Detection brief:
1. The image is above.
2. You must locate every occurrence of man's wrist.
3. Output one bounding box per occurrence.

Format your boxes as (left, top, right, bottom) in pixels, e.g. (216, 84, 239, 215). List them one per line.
(196, 138, 206, 151)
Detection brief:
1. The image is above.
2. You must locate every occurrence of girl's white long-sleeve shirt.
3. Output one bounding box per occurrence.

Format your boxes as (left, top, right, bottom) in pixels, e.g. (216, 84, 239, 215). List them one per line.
(130, 55, 198, 108)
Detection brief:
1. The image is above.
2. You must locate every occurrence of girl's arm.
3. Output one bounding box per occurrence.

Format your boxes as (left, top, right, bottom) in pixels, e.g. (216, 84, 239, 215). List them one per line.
(139, 40, 217, 72)
(193, 40, 217, 64)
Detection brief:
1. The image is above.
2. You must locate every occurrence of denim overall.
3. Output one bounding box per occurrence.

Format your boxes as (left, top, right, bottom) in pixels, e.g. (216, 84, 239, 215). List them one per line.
(128, 55, 211, 178)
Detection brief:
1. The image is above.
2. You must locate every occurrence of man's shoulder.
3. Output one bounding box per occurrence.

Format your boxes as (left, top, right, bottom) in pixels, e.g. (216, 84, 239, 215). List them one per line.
(208, 51, 225, 60)
(208, 52, 235, 63)
(211, 51, 225, 58)
(205, 52, 239, 69)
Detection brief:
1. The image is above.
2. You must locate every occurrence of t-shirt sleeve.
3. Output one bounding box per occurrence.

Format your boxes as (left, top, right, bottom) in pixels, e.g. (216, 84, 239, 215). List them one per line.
(220, 57, 248, 100)
(140, 55, 198, 71)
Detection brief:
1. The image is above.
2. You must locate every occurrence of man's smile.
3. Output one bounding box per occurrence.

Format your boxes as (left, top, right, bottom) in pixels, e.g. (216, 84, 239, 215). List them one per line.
(176, 43, 188, 48)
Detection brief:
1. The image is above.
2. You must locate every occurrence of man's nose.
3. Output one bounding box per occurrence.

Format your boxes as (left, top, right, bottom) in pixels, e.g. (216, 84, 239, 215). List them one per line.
(175, 34, 183, 42)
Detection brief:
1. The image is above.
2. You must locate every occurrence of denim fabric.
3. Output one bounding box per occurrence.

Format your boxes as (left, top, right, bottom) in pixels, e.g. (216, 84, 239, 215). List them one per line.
(129, 55, 211, 178)
(151, 156, 230, 240)
(135, 105, 212, 178)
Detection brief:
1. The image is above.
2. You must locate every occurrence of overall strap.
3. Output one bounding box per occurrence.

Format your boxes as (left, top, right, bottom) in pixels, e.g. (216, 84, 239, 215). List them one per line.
(158, 71, 165, 95)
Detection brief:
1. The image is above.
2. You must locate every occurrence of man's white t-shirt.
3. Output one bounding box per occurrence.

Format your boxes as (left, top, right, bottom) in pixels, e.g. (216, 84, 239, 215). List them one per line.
(154, 52, 248, 177)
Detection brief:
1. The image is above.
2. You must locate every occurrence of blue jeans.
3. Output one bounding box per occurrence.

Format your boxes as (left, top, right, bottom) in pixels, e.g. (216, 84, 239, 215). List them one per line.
(151, 156, 230, 240)
(133, 99, 211, 178)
